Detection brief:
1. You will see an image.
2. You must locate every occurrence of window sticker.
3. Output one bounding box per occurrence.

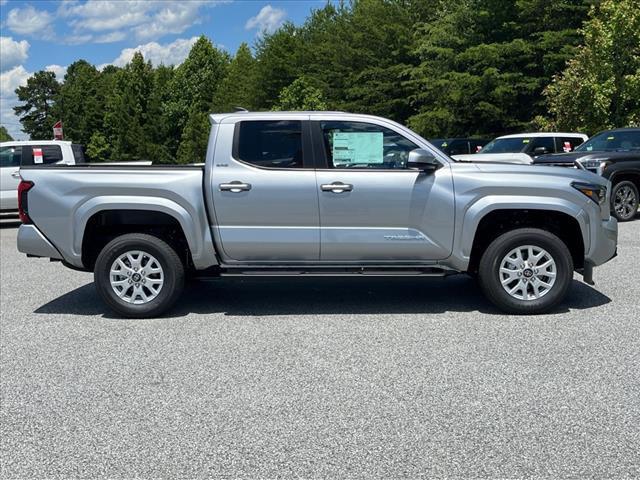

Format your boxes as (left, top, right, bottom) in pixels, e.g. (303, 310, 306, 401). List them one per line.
(33, 147, 43, 164)
(332, 132, 383, 165)
(607, 136, 615, 140)
(522, 139, 530, 144)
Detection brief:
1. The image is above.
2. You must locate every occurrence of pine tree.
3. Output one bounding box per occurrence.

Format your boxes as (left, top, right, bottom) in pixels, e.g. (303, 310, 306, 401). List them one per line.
(212, 43, 257, 112)
(13, 71, 60, 140)
(0, 126, 13, 142)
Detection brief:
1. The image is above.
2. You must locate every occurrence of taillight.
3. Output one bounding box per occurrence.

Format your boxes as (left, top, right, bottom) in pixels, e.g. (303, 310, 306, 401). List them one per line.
(18, 180, 34, 224)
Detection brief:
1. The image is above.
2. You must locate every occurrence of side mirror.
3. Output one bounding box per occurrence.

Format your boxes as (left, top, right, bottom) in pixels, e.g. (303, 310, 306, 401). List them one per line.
(533, 146, 549, 156)
(407, 148, 440, 172)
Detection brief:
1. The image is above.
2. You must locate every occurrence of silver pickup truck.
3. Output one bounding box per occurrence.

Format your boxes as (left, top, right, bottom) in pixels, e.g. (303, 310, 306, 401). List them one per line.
(17, 111, 618, 318)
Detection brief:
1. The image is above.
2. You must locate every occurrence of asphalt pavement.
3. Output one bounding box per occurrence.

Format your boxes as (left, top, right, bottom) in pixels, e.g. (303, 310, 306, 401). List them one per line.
(1, 217, 639, 478)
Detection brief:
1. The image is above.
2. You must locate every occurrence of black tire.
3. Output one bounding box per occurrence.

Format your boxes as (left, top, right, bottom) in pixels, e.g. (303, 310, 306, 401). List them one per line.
(478, 228, 573, 314)
(94, 233, 185, 318)
(611, 180, 639, 222)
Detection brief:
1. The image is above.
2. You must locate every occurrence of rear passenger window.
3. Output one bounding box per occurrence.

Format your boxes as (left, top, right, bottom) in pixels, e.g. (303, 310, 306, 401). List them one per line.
(558, 137, 584, 153)
(235, 121, 303, 169)
(21, 145, 63, 165)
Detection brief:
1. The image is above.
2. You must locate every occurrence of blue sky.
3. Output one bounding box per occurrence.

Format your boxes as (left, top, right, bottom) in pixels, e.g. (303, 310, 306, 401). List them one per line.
(1, 0, 329, 138)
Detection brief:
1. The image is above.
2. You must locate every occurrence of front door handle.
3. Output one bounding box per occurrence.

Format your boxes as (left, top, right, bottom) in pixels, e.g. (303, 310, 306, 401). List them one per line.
(321, 182, 353, 193)
(219, 181, 252, 193)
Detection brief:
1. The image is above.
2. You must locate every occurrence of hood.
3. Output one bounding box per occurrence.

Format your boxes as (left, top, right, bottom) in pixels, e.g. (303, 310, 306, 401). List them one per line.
(452, 153, 532, 164)
(460, 161, 607, 186)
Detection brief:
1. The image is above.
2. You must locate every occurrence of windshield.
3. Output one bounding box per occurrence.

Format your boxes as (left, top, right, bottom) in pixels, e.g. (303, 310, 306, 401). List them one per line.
(575, 130, 640, 152)
(480, 137, 530, 153)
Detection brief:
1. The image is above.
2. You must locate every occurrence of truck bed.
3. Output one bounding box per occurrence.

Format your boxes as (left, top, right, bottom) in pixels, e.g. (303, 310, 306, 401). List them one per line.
(18, 164, 217, 270)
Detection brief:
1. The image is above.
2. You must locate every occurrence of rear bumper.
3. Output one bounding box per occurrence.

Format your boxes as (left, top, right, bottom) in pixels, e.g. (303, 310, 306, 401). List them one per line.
(17, 224, 62, 260)
(586, 215, 618, 267)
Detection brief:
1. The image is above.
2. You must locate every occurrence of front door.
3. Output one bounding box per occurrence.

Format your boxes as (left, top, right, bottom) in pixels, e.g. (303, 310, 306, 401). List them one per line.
(210, 119, 320, 263)
(313, 120, 455, 262)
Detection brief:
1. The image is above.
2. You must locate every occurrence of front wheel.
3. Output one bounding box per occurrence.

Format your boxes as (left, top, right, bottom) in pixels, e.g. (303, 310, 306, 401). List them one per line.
(478, 228, 573, 314)
(94, 233, 185, 318)
(611, 180, 639, 222)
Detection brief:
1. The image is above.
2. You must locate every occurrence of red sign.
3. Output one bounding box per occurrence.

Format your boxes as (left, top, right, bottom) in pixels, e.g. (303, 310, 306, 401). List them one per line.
(33, 148, 43, 164)
(53, 120, 63, 140)
(563, 141, 572, 153)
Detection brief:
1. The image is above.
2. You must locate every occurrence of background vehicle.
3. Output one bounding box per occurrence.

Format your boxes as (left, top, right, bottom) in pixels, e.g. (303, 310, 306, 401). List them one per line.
(534, 128, 640, 222)
(429, 138, 490, 156)
(0, 140, 85, 212)
(16, 112, 617, 318)
(453, 132, 587, 164)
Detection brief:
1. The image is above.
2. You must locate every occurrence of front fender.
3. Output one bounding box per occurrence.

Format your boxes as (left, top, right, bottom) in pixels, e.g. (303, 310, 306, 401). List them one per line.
(449, 195, 589, 271)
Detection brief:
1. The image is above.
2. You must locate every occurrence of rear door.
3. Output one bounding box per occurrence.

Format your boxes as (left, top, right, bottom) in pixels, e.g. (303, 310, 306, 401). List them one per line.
(313, 119, 455, 262)
(210, 117, 320, 263)
(0, 145, 22, 210)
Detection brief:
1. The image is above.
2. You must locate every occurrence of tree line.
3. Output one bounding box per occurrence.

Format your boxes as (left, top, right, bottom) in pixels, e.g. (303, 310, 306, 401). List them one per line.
(7, 0, 639, 163)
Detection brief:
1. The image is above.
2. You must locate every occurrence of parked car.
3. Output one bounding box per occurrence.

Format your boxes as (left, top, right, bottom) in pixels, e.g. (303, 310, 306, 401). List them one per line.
(452, 132, 587, 164)
(429, 138, 490, 156)
(534, 127, 640, 222)
(0, 140, 85, 213)
(17, 111, 617, 318)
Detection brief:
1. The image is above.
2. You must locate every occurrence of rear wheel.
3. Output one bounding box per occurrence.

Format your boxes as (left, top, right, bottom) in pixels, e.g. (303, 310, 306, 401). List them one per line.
(478, 228, 573, 314)
(94, 233, 184, 318)
(611, 180, 638, 222)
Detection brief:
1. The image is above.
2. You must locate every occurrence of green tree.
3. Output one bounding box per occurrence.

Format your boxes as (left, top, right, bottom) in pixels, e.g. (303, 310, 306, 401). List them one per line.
(85, 131, 110, 161)
(542, 0, 640, 132)
(103, 52, 154, 161)
(212, 43, 257, 112)
(407, 0, 591, 138)
(55, 60, 104, 145)
(176, 102, 210, 164)
(13, 71, 60, 140)
(274, 76, 327, 110)
(165, 36, 229, 159)
(0, 126, 13, 142)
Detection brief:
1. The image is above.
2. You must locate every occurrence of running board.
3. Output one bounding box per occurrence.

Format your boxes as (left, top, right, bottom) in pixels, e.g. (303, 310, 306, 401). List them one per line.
(215, 266, 452, 277)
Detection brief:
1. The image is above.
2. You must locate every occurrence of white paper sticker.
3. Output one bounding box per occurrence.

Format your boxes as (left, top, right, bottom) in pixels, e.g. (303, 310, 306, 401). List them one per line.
(332, 132, 383, 165)
(33, 147, 43, 164)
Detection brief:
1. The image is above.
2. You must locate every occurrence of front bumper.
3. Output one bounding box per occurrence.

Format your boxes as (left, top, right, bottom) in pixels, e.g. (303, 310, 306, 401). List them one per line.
(586, 215, 618, 267)
(17, 224, 62, 260)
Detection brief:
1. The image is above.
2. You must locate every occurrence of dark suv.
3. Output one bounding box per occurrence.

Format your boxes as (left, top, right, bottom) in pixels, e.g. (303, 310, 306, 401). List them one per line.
(534, 128, 640, 221)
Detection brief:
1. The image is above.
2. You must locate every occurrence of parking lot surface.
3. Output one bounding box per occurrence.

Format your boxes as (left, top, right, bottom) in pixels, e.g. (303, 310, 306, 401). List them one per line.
(1, 217, 639, 478)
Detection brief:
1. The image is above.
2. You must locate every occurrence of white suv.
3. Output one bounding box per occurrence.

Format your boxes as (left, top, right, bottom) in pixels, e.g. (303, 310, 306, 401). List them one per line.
(452, 132, 588, 164)
(0, 140, 83, 212)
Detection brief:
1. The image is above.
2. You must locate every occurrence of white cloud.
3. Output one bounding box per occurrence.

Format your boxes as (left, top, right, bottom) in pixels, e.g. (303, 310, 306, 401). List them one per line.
(245, 5, 286, 34)
(45, 64, 68, 81)
(101, 36, 198, 68)
(0, 37, 30, 71)
(0, 65, 31, 139)
(95, 31, 126, 43)
(56, 0, 219, 43)
(0, 65, 29, 97)
(5, 6, 55, 39)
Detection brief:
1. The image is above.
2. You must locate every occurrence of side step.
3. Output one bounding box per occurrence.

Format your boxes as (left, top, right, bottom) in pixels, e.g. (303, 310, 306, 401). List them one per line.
(215, 266, 453, 277)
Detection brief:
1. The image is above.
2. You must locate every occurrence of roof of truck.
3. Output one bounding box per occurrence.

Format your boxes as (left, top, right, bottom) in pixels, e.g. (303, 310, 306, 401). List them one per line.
(210, 111, 351, 124)
(0, 140, 73, 146)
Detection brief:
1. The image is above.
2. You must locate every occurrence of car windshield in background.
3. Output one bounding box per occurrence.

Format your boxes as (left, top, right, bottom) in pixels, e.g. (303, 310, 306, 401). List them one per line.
(575, 130, 640, 152)
(480, 137, 530, 153)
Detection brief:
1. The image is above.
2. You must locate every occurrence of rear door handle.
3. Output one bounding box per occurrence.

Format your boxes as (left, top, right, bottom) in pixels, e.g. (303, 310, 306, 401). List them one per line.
(321, 182, 353, 193)
(219, 181, 252, 193)
(11, 171, 21, 179)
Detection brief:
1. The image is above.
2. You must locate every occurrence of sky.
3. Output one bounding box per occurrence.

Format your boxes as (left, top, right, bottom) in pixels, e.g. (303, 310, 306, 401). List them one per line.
(0, 0, 329, 139)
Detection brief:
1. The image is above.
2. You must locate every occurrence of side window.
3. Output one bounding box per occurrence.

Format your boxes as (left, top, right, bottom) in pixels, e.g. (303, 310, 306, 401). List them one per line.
(235, 120, 303, 169)
(0, 146, 21, 167)
(24, 145, 63, 165)
(447, 140, 470, 155)
(320, 121, 418, 169)
(71, 144, 86, 163)
(528, 137, 555, 155)
(558, 137, 583, 153)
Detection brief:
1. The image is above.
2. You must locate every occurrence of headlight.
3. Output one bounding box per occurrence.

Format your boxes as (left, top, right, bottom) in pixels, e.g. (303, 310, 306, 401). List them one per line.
(572, 181, 607, 205)
(577, 158, 609, 174)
